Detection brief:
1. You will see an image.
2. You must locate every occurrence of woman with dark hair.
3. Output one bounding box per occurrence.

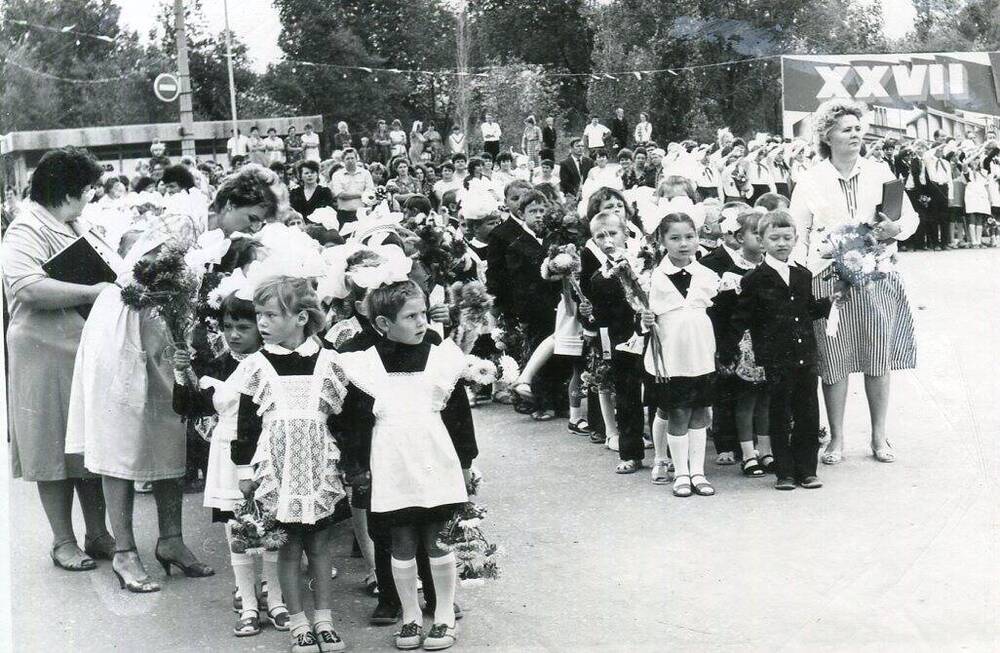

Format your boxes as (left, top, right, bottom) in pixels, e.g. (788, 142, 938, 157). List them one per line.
(0, 147, 118, 571)
(248, 126, 269, 167)
(389, 157, 421, 196)
(161, 164, 197, 195)
(289, 159, 335, 219)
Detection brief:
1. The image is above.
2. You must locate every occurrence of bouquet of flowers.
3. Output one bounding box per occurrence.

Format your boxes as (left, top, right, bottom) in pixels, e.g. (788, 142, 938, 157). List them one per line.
(413, 217, 468, 287)
(228, 498, 288, 554)
(120, 241, 202, 347)
(819, 222, 892, 337)
(437, 475, 500, 588)
(461, 353, 520, 390)
(607, 255, 668, 382)
(448, 280, 496, 354)
(581, 347, 614, 394)
(544, 243, 588, 304)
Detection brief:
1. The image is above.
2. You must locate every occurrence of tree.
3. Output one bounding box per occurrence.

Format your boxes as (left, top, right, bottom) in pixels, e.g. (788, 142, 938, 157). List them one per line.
(468, 60, 562, 153)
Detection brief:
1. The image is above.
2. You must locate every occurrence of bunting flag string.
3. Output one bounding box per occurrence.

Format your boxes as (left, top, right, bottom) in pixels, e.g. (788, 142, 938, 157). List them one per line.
(4, 58, 145, 84)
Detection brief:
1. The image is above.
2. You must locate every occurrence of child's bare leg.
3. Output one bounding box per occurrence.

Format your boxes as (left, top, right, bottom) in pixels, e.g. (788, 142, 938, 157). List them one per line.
(390, 525, 421, 625)
(598, 390, 619, 437)
(754, 389, 772, 456)
(304, 526, 333, 611)
(517, 335, 554, 385)
(278, 535, 305, 615)
(350, 506, 376, 575)
(422, 521, 457, 628)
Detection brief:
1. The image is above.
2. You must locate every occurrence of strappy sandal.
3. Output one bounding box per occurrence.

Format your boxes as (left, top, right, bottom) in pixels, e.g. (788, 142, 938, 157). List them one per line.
(51, 539, 96, 572)
(672, 475, 693, 497)
(111, 548, 160, 593)
(83, 533, 116, 561)
(511, 381, 535, 400)
(233, 609, 261, 637)
(872, 441, 895, 463)
(759, 453, 776, 473)
(154, 534, 215, 578)
(741, 457, 765, 477)
(715, 451, 737, 465)
(267, 603, 290, 631)
(615, 459, 641, 474)
(691, 474, 716, 496)
(820, 449, 843, 465)
(567, 419, 592, 434)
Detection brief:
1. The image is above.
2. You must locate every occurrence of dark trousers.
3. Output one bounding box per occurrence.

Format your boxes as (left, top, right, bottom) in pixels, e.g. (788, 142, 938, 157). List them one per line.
(484, 141, 500, 158)
(711, 374, 739, 457)
(925, 183, 950, 248)
(370, 518, 435, 610)
(612, 352, 646, 463)
(766, 365, 820, 481)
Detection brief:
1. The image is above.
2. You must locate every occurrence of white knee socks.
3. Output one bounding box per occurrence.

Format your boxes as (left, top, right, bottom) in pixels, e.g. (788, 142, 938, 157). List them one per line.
(756, 434, 772, 457)
(652, 416, 670, 462)
(667, 431, 690, 477)
(231, 552, 258, 613)
(599, 391, 620, 437)
(688, 427, 707, 477)
(262, 550, 284, 608)
(391, 557, 421, 625)
(428, 552, 458, 627)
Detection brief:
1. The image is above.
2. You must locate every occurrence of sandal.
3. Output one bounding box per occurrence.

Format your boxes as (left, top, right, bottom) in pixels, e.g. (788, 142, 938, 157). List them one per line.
(83, 533, 116, 561)
(531, 409, 555, 421)
(363, 571, 379, 596)
(511, 381, 535, 401)
(650, 460, 671, 485)
(741, 457, 765, 477)
(759, 453, 776, 473)
(567, 419, 592, 435)
(111, 548, 161, 593)
(615, 459, 641, 474)
(872, 441, 895, 463)
(51, 540, 96, 572)
(672, 475, 693, 497)
(267, 603, 290, 631)
(233, 609, 261, 637)
(715, 451, 737, 465)
(691, 474, 716, 496)
(820, 449, 843, 465)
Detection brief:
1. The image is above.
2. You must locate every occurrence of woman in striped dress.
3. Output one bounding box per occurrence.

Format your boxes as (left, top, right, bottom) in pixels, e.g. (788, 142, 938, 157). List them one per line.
(789, 98, 919, 465)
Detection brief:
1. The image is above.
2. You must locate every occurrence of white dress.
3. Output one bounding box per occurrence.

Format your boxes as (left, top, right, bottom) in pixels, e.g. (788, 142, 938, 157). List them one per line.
(200, 358, 247, 512)
(334, 339, 469, 514)
(644, 259, 719, 378)
(238, 348, 347, 524)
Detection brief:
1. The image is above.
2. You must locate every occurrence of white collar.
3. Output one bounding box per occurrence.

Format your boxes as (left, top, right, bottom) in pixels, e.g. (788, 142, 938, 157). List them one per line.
(764, 253, 790, 277)
(722, 242, 741, 258)
(263, 338, 320, 356)
(585, 239, 609, 266)
(821, 157, 864, 182)
(469, 237, 489, 248)
(657, 256, 695, 275)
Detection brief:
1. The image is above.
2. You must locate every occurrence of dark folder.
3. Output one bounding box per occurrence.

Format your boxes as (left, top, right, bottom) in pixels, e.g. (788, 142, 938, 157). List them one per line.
(878, 179, 905, 222)
(41, 236, 118, 318)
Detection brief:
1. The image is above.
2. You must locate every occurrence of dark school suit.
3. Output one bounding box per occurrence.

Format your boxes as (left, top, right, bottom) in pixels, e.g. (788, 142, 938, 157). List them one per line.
(729, 261, 831, 481)
(485, 216, 524, 314)
(699, 245, 741, 456)
(504, 230, 560, 332)
(559, 155, 594, 198)
(579, 267, 645, 463)
(289, 184, 335, 219)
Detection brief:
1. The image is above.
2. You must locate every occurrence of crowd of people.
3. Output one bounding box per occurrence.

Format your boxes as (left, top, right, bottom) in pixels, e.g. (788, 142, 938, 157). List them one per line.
(3, 95, 975, 652)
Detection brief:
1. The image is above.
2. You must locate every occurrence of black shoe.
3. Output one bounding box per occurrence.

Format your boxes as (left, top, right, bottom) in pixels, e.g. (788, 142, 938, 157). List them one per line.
(370, 603, 401, 626)
(775, 477, 797, 491)
(798, 475, 823, 489)
(589, 430, 606, 444)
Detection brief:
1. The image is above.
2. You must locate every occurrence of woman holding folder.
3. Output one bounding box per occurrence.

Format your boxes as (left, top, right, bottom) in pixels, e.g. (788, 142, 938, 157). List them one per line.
(0, 147, 119, 572)
(789, 99, 919, 467)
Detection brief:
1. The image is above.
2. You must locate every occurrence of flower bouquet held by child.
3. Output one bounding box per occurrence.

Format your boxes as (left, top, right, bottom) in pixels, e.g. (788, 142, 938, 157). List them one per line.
(436, 473, 500, 589)
(818, 223, 890, 336)
(608, 255, 668, 382)
(543, 243, 588, 304)
(228, 498, 289, 555)
(449, 280, 496, 354)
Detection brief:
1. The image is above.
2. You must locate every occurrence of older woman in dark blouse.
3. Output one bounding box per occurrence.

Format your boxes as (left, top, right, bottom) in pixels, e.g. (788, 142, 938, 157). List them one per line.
(289, 160, 335, 218)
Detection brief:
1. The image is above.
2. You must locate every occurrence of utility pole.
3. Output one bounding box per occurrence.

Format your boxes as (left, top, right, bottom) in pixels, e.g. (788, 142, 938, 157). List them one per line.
(223, 0, 239, 139)
(174, 0, 196, 157)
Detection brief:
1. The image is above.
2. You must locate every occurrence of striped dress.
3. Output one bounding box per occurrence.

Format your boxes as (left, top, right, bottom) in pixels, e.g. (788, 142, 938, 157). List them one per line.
(789, 157, 918, 385)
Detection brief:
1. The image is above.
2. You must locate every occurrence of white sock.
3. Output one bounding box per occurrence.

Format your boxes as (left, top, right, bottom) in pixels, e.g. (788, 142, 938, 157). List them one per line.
(428, 553, 458, 627)
(598, 391, 620, 437)
(262, 550, 284, 608)
(757, 435, 772, 457)
(391, 557, 421, 625)
(312, 608, 332, 630)
(288, 611, 311, 638)
(667, 432, 690, 477)
(231, 553, 258, 613)
(739, 440, 756, 460)
(652, 416, 670, 462)
(569, 404, 584, 422)
(688, 427, 707, 477)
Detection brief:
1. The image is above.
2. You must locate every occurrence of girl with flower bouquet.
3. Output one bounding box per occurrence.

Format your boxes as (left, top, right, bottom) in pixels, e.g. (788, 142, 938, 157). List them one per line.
(171, 286, 291, 638)
(331, 280, 480, 651)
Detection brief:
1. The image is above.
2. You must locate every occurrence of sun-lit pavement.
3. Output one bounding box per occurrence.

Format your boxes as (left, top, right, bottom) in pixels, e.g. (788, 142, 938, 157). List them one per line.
(6, 249, 1000, 652)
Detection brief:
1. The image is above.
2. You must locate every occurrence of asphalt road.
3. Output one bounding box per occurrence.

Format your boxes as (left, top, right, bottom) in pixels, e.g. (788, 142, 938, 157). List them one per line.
(5, 249, 999, 652)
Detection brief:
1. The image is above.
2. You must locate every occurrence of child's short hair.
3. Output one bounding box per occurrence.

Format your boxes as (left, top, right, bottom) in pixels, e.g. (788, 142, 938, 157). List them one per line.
(496, 152, 513, 165)
(505, 178, 533, 200)
(441, 189, 459, 208)
(366, 279, 425, 322)
(754, 192, 791, 211)
(657, 175, 697, 202)
(518, 188, 548, 212)
(757, 209, 796, 237)
(253, 276, 326, 336)
(451, 153, 468, 163)
(219, 238, 264, 273)
(654, 212, 697, 239)
(539, 158, 554, 168)
(589, 209, 627, 233)
(403, 194, 432, 215)
(737, 210, 764, 237)
(592, 148, 608, 159)
(440, 162, 455, 172)
(533, 182, 560, 204)
(585, 186, 632, 221)
(220, 293, 257, 323)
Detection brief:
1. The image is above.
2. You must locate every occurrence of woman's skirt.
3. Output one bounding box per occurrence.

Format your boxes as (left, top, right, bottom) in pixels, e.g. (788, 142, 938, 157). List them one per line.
(811, 270, 917, 385)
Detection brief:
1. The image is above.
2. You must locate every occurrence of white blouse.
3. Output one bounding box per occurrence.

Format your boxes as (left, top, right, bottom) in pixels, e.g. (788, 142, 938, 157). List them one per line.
(644, 258, 719, 378)
(789, 157, 918, 274)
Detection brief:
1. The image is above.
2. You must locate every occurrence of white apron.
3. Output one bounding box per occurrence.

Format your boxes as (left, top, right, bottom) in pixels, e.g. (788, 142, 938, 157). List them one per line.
(199, 369, 245, 512)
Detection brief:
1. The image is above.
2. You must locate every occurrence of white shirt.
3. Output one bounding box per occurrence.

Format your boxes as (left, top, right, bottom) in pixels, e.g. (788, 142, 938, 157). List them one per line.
(921, 151, 951, 185)
(226, 134, 250, 157)
(789, 157, 919, 273)
(481, 122, 501, 142)
(301, 132, 321, 162)
(329, 167, 375, 211)
(583, 123, 611, 148)
(634, 121, 653, 144)
(433, 178, 463, 202)
(764, 253, 790, 286)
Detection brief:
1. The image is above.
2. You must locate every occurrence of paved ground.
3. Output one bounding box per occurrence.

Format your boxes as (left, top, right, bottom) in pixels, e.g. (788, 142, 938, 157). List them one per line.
(4, 249, 1000, 652)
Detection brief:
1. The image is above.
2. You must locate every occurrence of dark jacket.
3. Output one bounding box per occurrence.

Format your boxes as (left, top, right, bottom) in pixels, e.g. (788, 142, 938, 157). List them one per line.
(578, 268, 638, 348)
(729, 262, 831, 369)
(542, 125, 557, 150)
(699, 246, 743, 347)
(504, 230, 560, 330)
(485, 216, 525, 312)
(289, 184, 335, 218)
(559, 155, 594, 197)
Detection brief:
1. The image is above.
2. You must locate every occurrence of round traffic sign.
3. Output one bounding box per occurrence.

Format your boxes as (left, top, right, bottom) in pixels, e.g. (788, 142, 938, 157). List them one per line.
(153, 73, 180, 103)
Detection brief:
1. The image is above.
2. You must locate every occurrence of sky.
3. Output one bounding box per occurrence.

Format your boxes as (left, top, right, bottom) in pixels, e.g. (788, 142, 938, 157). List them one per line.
(116, 0, 918, 73)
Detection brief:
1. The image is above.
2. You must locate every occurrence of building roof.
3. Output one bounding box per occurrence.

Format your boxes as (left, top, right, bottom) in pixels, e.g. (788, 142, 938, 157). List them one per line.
(0, 115, 324, 156)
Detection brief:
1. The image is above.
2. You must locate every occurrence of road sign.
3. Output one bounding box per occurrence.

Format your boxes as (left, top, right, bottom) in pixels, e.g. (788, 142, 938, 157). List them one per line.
(153, 73, 181, 103)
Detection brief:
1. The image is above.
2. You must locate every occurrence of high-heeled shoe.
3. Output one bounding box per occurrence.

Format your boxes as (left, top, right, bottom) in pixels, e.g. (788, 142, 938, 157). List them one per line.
(83, 533, 116, 561)
(112, 549, 160, 593)
(154, 535, 215, 578)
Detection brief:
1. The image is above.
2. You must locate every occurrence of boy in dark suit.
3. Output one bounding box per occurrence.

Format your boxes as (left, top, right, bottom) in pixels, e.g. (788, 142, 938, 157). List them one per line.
(559, 138, 594, 198)
(728, 210, 832, 490)
(485, 179, 535, 314)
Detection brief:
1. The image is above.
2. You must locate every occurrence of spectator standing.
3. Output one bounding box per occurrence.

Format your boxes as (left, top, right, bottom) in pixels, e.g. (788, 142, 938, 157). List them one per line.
(409, 121, 426, 163)
(289, 160, 335, 219)
(611, 107, 629, 153)
(334, 121, 353, 152)
(284, 126, 303, 164)
(226, 128, 250, 162)
(481, 114, 502, 158)
(424, 122, 443, 162)
(634, 112, 653, 145)
(521, 116, 543, 167)
(448, 124, 467, 156)
(542, 116, 558, 158)
(301, 123, 322, 163)
(265, 128, 285, 165)
(373, 119, 392, 163)
(329, 147, 374, 227)
(583, 117, 612, 157)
